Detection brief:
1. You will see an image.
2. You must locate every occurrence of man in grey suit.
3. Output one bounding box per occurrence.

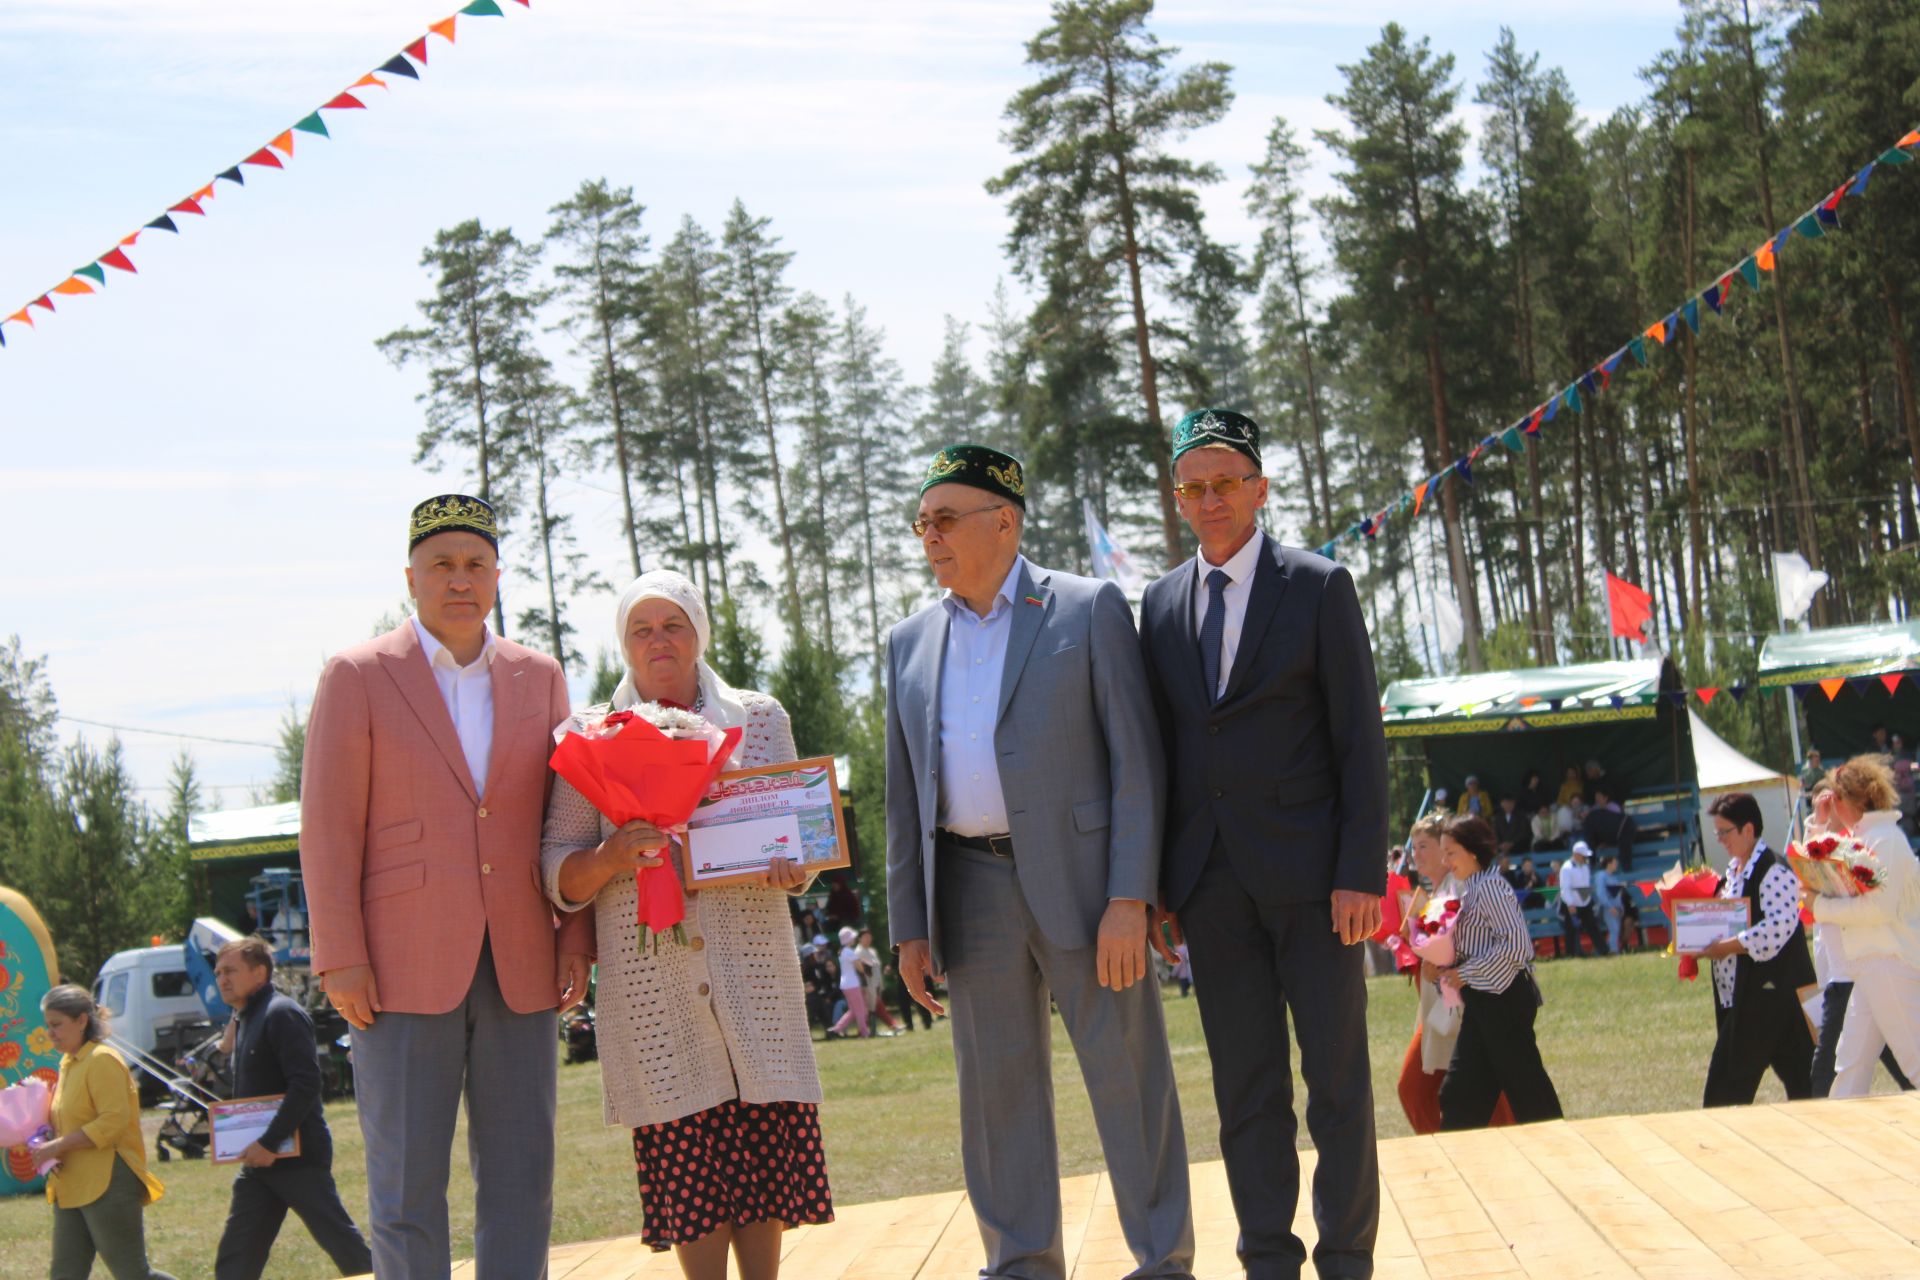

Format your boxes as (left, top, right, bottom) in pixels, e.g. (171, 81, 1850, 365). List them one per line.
(1139, 410, 1388, 1280)
(886, 443, 1194, 1280)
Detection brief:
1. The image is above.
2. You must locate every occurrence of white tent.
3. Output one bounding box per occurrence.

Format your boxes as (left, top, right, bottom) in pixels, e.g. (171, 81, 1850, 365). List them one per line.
(1690, 710, 1799, 869)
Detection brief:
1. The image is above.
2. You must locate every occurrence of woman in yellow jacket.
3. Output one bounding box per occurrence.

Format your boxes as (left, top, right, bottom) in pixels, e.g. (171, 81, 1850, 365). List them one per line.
(29, 985, 175, 1280)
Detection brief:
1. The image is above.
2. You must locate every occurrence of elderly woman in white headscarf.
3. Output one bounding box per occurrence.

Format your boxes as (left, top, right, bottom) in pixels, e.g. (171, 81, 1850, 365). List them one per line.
(541, 570, 831, 1279)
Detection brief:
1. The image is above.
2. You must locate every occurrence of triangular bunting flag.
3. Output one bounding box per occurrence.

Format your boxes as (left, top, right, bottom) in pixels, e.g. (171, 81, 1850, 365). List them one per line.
(146, 214, 179, 233)
(1543, 395, 1560, 424)
(1579, 371, 1598, 397)
(1849, 164, 1874, 197)
(8, 308, 32, 326)
(1727, 685, 1749, 702)
(52, 277, 95, 296)
(1703, 283, 1723, 314)
(429, 17, 458, 42)
(324, 92, 367, 110)
(405, 37, 430, 63)
(1738, 256, 1760, 290)
(1682, 298, 1701, 333)
(1628, 337, 1648, 367)
(243, 147, 283, 169)
(1816, 203, 1840, 229)
(351, 72, 388, 90)
(1697, 687, 1720, 706)
(1881, 673, 1905, 696)
(269, 130, 296, 156)
(1819, 677, 1846, 701)
(118, 231, 139, 246)
(1666, 691, 1689, 707)
(1879, 147, 1913, 166)
(1454, 456, 1474, 486)
(1900, 129, 1920, 148)
(1756, 239, 1776, 271)
(1773, 227, 1793, 253)
(378, 55, 420, 78)
(0, 324, 7, 348)
(1644, 320, 1666, 346)
(461, 0, 505, 12)
(1609, 695, 1625, 709)
(99, 249, 136, 274)
(192, 182, 216, 203)
(1500, 426, 1525, 453)
(294, 111, 329, 137)
(1413, 480, 1429, 517)
(1564, 384, 1582, 414)
(73, 263, 106, 285)
(216, 165, 244, 186)
(1525, 405, 1545, 435)
(169, 196, 205, 215)
(1822, 185, 1847, 212)
(1795, 212, 1826, 238)
(30, 294, 55, 312)
(1548, 698, 1565, 711)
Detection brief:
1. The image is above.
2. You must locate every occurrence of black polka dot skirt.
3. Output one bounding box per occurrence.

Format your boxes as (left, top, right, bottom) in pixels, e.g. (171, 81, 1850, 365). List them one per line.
(632, 1099, 834, 1250)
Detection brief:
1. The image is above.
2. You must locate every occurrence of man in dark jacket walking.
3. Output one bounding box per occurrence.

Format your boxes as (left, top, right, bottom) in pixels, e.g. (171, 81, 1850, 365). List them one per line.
(211, 936, 372, 1280)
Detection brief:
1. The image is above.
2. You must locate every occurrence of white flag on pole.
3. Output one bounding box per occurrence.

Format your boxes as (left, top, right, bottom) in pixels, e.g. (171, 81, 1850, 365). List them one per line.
(1772, 551, 1829, 623)
(1083, 500, 1149, 594)
(1430, 589, 1464, 656)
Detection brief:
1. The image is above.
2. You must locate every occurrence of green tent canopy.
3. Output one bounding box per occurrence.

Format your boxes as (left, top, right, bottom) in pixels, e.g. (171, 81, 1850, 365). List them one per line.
(1759, 620, 1920, 757)
(187, 801, 301, 929)
(1380, 657, 1695, 808)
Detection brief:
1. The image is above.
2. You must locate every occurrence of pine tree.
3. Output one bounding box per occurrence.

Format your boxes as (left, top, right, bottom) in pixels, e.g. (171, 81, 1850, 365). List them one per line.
(377, 219, 540, 634)
(989, 0, 1234, 566)
(545, 179, 655, 577)
(778, 293, 846, 662)
(259, 700, 305, 805)
(835, 297, 910, 691)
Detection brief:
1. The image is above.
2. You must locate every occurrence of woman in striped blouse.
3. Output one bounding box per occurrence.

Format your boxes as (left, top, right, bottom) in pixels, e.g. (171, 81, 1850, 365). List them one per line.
(1436, 815, 1564, 1130)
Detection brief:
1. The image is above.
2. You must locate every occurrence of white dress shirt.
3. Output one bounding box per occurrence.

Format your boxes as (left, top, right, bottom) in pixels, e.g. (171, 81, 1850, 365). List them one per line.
(936, 556, 1026, 837)
(412, 616, 496, 798)
(1711, 842, 1800, 1010)
(1558, 859, 1593, 909)
(1189, 530, 1266, 700)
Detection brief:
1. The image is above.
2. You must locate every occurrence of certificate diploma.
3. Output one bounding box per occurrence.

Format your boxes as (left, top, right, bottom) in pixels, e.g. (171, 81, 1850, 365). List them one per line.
(681, 756, 852, 888)
(1672, 897, 1752, 957)
(209, 1095, 300, 1164)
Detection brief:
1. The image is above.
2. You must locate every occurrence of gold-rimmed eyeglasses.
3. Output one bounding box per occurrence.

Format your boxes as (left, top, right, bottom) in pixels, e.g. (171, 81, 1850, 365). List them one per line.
(1172, 474, 1259, 501)
(911, 504, 1004, 538)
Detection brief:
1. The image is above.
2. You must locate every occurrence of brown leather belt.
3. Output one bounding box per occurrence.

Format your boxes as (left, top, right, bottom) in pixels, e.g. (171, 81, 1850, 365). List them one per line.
(937, 829, 1015, 859)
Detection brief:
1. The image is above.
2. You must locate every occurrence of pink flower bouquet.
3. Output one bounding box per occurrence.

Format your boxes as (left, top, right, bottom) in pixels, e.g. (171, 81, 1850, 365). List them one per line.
(1787, 833, 1883, 897)
(1408, 895, 1465, 1008)
(0, 1075, 57, 1175)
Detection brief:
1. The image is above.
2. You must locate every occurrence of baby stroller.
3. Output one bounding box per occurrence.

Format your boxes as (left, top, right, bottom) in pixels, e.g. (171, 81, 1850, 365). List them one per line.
(111, 1029, 232, 1161)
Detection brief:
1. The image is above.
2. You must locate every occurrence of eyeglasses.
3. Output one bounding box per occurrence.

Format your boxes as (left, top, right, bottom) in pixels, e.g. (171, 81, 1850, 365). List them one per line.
(1172, 474, 1260, 501)
(911, 504, 1004, 538)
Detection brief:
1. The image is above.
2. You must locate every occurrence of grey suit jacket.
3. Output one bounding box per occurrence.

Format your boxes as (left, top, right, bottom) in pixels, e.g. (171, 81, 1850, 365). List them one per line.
(884, 561, 1166, 973)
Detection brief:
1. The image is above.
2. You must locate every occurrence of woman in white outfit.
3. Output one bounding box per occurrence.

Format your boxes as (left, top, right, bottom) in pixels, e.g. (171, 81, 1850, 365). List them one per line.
(1807, 755, 1920, 1098)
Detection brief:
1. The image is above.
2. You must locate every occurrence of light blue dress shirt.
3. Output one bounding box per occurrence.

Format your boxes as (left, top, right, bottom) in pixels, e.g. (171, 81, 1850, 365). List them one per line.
(936, 555, 1027, 837)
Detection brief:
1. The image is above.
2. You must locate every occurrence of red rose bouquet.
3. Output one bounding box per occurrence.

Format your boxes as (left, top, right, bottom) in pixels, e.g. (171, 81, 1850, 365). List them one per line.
(549, 704, 743, 951)
(1787, 833, 1882, 898)
(1408, 895, 1466, 1009)
(1641, 863, 1721, 980)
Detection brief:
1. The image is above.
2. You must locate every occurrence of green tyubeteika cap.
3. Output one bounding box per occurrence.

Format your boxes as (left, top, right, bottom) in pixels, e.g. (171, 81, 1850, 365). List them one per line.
(1171, 407, 1262, 468)
(919, 443, 1027, 509)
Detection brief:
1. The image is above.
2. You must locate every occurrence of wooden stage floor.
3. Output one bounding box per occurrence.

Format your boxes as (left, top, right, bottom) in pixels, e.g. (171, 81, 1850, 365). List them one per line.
(427, 1092, 1920, 1278)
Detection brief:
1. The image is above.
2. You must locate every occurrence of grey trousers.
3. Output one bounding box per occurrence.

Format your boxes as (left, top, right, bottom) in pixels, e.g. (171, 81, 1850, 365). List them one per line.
(49, 1158, 178, 1280)
(351, 940, 557, 1280)
(939, 846, 1195, 1280)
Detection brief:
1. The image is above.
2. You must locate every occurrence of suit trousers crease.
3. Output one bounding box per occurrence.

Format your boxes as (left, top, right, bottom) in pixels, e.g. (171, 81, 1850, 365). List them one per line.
(352, 938, 558, 1280)
(938, 845, 1195, 1280)
(1181, 846, 1378, 1280)
(1702, 989, 1813, 1108)
(1438, 976, 1562, 1131)
(214, 1139, 374, 1280)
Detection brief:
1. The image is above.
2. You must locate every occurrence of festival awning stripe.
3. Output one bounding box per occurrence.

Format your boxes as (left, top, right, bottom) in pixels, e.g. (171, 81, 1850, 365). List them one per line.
(1319, 122, 1920, 562)
(0, 1, 531, 351)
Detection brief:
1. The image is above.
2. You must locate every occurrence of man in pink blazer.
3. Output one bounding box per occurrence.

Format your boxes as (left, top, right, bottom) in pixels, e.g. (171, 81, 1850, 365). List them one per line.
(300, 494, 592, 1279)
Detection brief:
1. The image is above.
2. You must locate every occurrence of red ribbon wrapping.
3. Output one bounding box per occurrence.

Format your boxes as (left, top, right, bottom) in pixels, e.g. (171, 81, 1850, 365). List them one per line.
(548, 716, 742, 946)
(1640, 868, 1721, 979)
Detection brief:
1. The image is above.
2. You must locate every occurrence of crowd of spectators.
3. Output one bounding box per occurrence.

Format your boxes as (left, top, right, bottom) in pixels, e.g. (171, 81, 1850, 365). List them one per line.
(791, 876, 942, 1041)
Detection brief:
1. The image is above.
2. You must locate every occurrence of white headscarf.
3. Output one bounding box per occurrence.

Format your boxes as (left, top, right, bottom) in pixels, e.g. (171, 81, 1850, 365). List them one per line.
(609, 570, 750, 731)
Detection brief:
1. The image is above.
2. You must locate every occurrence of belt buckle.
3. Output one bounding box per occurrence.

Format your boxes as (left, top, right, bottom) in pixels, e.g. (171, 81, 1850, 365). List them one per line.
(985, 833, 1012, 858)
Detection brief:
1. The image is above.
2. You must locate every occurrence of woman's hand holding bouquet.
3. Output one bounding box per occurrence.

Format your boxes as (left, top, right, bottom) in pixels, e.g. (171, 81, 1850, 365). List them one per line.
(1408, 896, 1465, 1008)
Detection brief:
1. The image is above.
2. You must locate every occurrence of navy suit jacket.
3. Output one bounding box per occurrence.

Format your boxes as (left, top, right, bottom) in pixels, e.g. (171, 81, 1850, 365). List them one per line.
(1139, 535, 1389, 912)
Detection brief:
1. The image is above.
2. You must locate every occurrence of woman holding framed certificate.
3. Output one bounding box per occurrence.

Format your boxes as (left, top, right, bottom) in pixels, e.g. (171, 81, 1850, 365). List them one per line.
(541, 571, 833, 1279)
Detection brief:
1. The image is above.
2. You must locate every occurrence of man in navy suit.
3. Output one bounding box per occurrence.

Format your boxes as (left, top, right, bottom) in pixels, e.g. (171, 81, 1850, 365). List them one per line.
(1139, 409, 1389, 1280)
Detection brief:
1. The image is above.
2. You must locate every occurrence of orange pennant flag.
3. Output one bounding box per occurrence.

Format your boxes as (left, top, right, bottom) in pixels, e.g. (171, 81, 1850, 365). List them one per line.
(52, 277, 95, 296)
(1518, 696, 1540, 708)
(1901, 130, 1920, 148)
(192, 182, 216, 202)
(119, 231, 140, 246)
(1413, 480, 1429, 518)
(351, 72, 389, 90)
(8, 308, 33, 327)
(1756, 239, 1776, 272)
(430, 16, 458, 42)
(1696, 687, 1720, 706)
(270, 130, 296, 157)
(1643, 320, 1665, 346)
(1819, 678, 1847, 702)
(1882, 673, 1905, 696)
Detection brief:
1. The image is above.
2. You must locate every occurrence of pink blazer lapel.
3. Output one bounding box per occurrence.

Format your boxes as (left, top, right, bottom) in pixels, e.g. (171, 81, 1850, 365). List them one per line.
(375, 622, 480, 804)
(479, 648, 531, 802)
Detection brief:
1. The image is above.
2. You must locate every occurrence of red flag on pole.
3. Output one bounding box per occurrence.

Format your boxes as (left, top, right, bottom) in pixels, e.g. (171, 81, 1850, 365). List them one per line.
(1605, 571, 1654, 641)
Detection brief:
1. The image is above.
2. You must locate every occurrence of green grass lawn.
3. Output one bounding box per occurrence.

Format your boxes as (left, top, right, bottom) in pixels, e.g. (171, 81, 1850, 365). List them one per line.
(1, 951, 1896, 1278)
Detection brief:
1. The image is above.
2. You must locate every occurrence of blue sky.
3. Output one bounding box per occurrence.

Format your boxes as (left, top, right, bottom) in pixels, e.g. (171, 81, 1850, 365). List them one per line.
(1, 0, 1686, 804)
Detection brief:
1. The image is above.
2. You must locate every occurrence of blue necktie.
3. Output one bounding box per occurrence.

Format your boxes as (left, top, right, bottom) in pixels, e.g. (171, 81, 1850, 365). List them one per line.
(1199, 568, 1229, 702)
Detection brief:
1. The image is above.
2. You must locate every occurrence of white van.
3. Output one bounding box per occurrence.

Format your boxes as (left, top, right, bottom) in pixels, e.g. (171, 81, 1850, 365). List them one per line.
(92, 946, 209, 1099)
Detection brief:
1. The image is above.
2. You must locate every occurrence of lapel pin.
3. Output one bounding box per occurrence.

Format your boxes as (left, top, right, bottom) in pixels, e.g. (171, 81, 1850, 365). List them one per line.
(1023, 595, 1044, 607)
